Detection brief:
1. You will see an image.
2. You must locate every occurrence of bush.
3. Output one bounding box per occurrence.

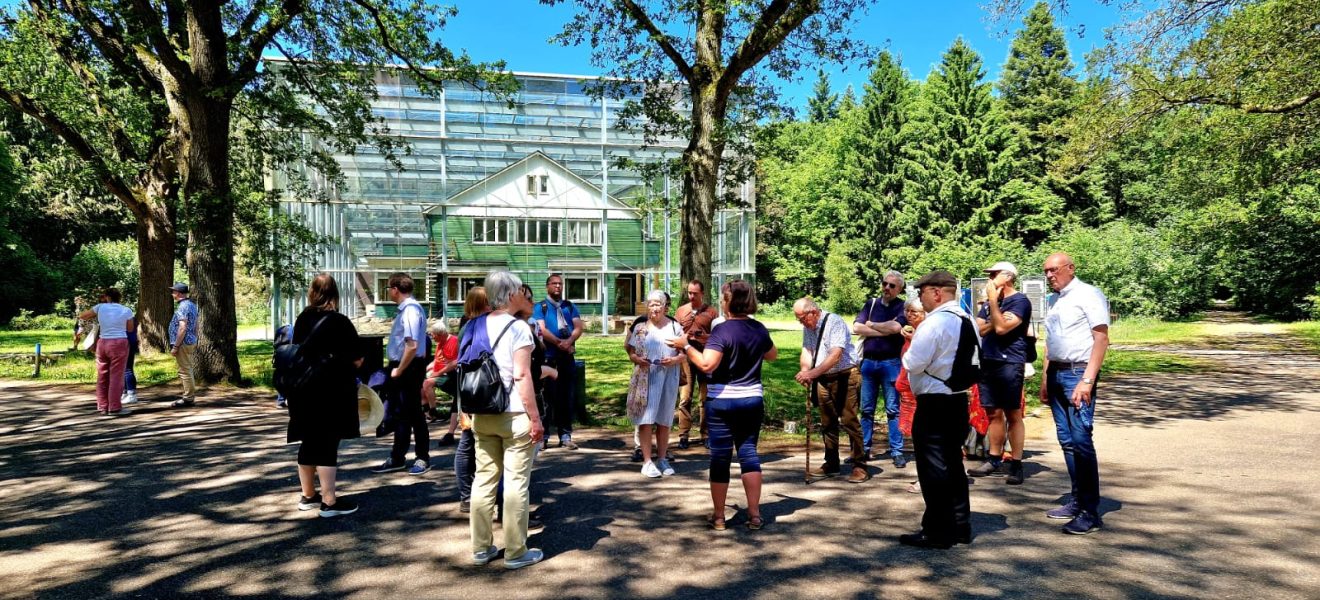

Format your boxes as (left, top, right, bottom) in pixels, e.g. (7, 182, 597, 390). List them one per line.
(6, 309, 72, 331)
(1045, 221, 1209, 319)
(824, 241, 866, 315)
(66, 239, 139, 304)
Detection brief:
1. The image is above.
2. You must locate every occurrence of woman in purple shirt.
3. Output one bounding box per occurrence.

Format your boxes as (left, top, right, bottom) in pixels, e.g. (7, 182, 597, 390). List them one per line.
(670, 280, 777, 531)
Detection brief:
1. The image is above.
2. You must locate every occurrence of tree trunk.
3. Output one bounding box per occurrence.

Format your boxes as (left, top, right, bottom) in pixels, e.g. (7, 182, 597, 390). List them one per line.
(134, 202, 176, 352)
(680, 83, 726, 300)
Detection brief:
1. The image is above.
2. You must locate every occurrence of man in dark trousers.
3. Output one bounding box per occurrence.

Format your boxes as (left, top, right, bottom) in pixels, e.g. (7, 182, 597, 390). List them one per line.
(533, 273, 584, 449)
(900, 271, 978, 548)
(372, 272, 432, 476)
(674, 279, 718, 449)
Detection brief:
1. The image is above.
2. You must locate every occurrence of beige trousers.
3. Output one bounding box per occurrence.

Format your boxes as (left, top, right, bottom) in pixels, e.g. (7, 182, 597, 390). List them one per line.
(174, 343, 197, 399)
(470, 412, 536, 560)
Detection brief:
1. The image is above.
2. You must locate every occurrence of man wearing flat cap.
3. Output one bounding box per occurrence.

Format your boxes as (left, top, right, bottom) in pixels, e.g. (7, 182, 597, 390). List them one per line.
(168, 283, 199, 407)
(900, 271, 978, 548)
(969, 262, 1032, 485)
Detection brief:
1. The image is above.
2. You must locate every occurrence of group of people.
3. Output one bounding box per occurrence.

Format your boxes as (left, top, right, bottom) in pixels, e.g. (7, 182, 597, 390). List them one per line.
(80, 282, 200, 416)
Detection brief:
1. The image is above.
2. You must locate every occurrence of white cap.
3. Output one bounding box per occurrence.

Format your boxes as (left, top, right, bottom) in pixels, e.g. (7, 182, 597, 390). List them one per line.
(984, 261, 1018, 276)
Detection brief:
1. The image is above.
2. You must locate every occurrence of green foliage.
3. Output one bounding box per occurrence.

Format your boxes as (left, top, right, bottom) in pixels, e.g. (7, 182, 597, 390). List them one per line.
(1046, 221, 1209, 319)
(807, 69, 839, 123)
(66, 240, 140, 304)
(4, 310, 72, 332)
(823, 241, 866, 314)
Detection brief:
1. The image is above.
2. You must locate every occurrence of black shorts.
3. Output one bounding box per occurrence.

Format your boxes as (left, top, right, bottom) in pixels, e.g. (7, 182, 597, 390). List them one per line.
(978, 360, 1025, 411)
(297, 437, 341, 467)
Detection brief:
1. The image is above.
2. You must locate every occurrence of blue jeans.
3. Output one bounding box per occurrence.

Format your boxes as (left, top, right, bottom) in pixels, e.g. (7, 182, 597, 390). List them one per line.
(1046, 364, 1101, 515)
(860, 358, 903, 456)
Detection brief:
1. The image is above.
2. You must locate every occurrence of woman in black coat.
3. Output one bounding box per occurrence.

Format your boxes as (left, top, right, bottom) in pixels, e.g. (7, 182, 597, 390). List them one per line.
(288, 273, 363, 518)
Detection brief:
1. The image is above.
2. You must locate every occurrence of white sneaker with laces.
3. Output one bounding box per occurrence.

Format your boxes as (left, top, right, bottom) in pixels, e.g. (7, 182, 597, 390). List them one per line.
(658, 459, 675, 476)
(641, 461, 662, 478)
(121, 390, 137, 405)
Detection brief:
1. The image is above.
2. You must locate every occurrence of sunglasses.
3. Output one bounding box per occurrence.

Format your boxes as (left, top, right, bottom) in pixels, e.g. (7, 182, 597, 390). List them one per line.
(883, 282, 901, 290)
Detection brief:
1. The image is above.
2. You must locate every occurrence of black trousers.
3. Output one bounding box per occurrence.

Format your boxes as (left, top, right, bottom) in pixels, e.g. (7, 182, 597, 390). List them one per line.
(914, 392, 972, 541)
(388, 359, 429, 464)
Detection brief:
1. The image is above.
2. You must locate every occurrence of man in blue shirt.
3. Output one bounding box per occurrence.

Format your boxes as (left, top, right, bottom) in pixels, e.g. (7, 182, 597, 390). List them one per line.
(372, 273, 433, 475)
(852, 270, 910, 467)
(533, 273, 583, 449)
(168, 283, 199, 407)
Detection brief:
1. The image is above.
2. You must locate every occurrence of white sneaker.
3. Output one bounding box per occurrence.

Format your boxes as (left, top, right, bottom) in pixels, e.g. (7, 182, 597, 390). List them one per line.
(121, 390, 138, 405)
(658, 459, 675, 476)
(641, 461, 662, 478)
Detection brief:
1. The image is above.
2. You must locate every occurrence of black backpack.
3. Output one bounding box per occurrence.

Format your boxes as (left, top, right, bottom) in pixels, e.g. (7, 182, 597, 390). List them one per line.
(454, 314, 520, 414)
(929, 314, 982, 392)
(273, 315, 335, 398)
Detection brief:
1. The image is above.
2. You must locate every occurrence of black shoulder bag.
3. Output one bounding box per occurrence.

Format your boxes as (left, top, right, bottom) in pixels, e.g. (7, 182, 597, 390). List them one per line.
(273, 314, 334, 398)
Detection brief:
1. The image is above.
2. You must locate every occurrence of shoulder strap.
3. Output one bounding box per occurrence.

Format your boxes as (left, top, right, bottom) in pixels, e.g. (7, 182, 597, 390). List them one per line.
(490, 317, 519, 351)
(300, 313, 333, 347)
(811, 313, 830, 368)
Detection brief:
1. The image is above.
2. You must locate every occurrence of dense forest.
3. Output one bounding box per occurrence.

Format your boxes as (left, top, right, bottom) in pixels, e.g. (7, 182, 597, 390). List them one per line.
(755, 0, 1319, 319)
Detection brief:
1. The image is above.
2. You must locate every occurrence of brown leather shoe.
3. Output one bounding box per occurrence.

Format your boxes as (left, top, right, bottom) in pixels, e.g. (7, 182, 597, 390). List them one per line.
(847, 466, 871, 483)
(809, 464, 841, 478)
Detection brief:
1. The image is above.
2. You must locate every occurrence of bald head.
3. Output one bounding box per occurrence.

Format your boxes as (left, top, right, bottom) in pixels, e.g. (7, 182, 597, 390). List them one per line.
(793, 297, 822, 330)
(1044, 252, 1077, 292)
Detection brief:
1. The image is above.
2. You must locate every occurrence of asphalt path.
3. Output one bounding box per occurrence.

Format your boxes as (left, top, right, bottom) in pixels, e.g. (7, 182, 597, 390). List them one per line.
(2, 340, 1318, 599)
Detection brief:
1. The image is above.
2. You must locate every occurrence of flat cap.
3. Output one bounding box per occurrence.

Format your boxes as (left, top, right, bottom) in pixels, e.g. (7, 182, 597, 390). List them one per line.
(914, 270, 958, 289)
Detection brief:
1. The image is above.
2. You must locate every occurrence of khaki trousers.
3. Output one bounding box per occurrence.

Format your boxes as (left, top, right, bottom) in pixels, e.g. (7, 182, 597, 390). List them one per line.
(676, 359, 708, 440)
(470, 412, 536, 560)
(174, 343, 197, 399)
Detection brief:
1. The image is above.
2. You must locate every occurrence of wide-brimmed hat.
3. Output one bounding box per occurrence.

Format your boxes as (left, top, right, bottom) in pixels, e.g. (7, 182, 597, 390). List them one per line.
(169, 283, 190, 294)
(358, 383, 385, 435)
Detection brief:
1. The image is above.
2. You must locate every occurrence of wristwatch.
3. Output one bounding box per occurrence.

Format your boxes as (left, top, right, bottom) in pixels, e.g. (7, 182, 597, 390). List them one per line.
(1081, 377, 1095, 385)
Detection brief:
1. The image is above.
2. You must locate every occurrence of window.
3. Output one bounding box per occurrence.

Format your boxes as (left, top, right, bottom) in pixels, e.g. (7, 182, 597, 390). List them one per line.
(375, 274, 429, 303)
(446, 276, 486, 303)
(564, 220, 602, 245)
(515, 219, 561, 245)
(525, 174, 549, 196)
(563, 276, 600, 302)
(472, 218, 508, 244)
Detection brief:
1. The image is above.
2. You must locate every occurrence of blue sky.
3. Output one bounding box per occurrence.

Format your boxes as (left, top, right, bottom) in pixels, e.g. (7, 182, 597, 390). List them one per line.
(438, 0, 1125, 111)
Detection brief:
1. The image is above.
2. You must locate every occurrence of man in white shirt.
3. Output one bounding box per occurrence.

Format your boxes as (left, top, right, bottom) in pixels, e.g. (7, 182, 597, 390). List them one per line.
(900, 271, 977, 549)
(1040, 252, 1110, 535)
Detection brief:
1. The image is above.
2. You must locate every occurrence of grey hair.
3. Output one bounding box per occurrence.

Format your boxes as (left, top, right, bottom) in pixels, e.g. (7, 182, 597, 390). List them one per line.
(793, 297, 820, 313)
(428, 320, 449, 335)
(905, 298, 925, 312)
(646, 289, 670, 305)
(484, 271, 524, 310)
(884, 270, 906, 288)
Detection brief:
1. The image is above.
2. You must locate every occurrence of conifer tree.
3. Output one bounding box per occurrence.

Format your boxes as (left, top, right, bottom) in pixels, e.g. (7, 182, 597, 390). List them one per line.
(846, 51, 913, 290)
(808, 69, 839, 122)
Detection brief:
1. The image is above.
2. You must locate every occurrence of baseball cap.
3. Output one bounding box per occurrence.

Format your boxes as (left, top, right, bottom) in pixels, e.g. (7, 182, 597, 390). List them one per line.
(169, 283, 190, 294)
(983, 261, 1018, 276)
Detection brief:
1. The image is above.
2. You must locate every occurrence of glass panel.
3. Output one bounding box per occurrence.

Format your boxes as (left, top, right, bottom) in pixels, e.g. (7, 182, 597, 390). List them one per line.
(567, 278, 585, 300)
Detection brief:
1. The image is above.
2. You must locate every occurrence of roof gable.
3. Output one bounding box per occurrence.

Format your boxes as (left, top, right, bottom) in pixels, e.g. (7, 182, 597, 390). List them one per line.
(425, 152, 640, 219)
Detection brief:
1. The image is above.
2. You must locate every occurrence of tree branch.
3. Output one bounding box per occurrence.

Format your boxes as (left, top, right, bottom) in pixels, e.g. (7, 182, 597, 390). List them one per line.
(0, 85, 145, 215)
(125, 0, 194, 83)
(720, 0, 817, 93)
(616, 0, 694, 82)
(1140, 87, 1320, 114)
(48, 0, 165, 94)
(345, 0, 501, 91)
(231, 0, 303, 90)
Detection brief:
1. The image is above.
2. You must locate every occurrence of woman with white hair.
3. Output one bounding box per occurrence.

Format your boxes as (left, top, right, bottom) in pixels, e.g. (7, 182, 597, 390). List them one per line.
(468, 271, 546, 570)
(626, 290, 685, 477)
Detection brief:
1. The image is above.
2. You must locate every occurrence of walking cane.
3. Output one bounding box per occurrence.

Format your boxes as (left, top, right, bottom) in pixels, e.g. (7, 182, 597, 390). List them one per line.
(804, 381, 815, 484)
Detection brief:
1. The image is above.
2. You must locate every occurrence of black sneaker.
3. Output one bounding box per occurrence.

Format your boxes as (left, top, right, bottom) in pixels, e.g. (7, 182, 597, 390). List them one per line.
(1005, 460, 1024, 485)
(968, 461, 1002, 477)
(297, 493, 322, 511)
(1062, 512, 1102, 535)
(437, 433, 456, 447)
(630, 447, 643, 463)
(371, 460, 406, 474)
(319, 497, 359, 518)
(527, 518, 545, 534)
(892, 453, 908, 469)
(459, 499, 471, 513)
(677, 437, 690, 450)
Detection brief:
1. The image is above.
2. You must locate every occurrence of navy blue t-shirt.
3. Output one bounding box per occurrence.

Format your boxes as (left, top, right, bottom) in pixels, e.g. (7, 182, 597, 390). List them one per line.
(704, 319, 775, 399)
(854, 297, 907, 360)
(977, 293, 1032, 363)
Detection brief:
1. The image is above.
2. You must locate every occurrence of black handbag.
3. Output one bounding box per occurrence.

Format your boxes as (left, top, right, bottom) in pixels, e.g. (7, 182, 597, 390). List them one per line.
(273, 314, 333, 398)
(455, 317, 519, 414)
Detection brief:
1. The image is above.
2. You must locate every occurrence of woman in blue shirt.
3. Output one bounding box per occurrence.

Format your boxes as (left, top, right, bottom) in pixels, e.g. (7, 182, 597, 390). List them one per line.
(669, 280, 777, 531)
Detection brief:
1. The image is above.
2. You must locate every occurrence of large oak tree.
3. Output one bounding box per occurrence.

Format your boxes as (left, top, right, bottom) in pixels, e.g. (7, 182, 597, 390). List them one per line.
(0, 0, 511, 382)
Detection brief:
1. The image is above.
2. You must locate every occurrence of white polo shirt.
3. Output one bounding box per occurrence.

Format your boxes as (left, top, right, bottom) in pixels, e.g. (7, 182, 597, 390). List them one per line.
(1044, 277, 1110, 363)
(903, 300, 979, 395)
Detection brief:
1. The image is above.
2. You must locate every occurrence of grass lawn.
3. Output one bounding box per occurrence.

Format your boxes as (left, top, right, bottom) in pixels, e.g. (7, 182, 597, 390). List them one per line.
(0, 322, 1228, 427)
(1282, 321, 1320, 353)
(1107, 317, 1209, 346)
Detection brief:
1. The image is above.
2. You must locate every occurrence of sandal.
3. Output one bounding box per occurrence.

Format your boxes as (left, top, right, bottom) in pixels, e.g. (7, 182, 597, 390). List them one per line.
(706, 513, 727, 531)
(746, 516, 764, 531)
